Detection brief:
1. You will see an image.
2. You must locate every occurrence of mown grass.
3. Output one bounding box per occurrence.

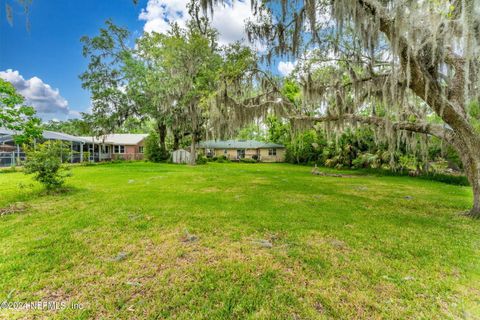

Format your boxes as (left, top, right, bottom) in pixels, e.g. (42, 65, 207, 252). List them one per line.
(0, 162, 479, 319)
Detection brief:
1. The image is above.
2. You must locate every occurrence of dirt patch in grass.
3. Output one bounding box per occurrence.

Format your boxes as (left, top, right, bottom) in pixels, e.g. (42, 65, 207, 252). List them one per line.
(0, 202, 28, 217)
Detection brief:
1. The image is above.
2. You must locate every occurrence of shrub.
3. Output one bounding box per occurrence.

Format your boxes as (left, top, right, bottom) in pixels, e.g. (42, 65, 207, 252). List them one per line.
(82, 151, 90, 163)
(24, 141, 71, 190)
(239, 158, 257, 163)
(286, 130, 325, 164)
(196, 155, 208, 164)
(144, 131, 168, 162)
(417, 172, 469, 186)
(214, 155, 230, 163)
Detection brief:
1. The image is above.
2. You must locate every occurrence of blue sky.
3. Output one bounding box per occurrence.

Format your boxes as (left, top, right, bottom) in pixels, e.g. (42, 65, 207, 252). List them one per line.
(0, 0, 292, 122)
(0, 0, 147, 121)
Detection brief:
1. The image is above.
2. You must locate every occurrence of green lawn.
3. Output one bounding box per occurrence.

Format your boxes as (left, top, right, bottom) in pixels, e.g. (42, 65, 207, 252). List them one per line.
(0, 162, 479, 319)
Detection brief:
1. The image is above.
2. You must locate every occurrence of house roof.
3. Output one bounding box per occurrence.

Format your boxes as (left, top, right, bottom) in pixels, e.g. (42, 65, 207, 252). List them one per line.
(79, 134, 148, 145)
(0, 128, 16, 135)
(198, 140, 284, 149)
(43, 131, 86, 143)
(0, 128, 85, 143)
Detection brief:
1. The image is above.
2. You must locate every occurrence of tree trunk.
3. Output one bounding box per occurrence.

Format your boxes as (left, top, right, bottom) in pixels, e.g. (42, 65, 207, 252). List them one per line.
(454, 135, 480, 217)
(356, 0, 480, 216)
(173, 132, 180, 151)
(157, 123, 167, 160)
(189, 133, 197, 165)
(471, 174, 480, 218)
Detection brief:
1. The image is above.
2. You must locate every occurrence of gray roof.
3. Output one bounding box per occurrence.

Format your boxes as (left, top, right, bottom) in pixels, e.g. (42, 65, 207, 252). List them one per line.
(0, 128, 18, 136)
(79, 134, 148, 145)
(42, 131, 86, 143)
(0, 128, 85, 143)
(198, 140, 284, 149)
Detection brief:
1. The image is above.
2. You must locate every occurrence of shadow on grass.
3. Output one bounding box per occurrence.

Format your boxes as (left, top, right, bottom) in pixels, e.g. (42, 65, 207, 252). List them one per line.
(7, 184, 86, 207)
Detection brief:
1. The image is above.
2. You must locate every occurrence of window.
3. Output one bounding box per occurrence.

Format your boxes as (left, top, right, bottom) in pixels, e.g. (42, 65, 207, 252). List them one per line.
(114, 145, 125, 154)
(138, 146, 144, 153)
(237, 149, 245, 159)
(224, 149, 228, 155)
(268, 148, 277, 156)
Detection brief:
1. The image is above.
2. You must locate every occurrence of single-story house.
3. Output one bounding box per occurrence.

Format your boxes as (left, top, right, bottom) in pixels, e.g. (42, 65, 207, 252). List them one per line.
(198, 140, 286, 162)
(0, 128, 148, 166)
(79, 134, 148, 161)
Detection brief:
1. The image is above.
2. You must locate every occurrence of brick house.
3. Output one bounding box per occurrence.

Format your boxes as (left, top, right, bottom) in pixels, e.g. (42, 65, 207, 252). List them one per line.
(198, 140, 286, 162)
(80, 134, 148, 161)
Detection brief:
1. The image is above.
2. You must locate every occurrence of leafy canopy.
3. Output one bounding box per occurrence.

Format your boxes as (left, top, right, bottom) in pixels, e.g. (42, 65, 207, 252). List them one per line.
(0, 78, 42, 144)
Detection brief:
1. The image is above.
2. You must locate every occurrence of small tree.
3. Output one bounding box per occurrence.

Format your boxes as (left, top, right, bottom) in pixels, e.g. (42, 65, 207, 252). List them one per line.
(24, 141, 71, 190)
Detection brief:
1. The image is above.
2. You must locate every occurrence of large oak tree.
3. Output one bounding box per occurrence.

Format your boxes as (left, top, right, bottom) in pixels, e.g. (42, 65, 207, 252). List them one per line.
(202, 0, 480, 216)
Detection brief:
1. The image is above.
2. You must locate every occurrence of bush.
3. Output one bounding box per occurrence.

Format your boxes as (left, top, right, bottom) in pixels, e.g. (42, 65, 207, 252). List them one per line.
(196, 155, 208, 164)
(213, 155, 230, 163)
(355, 167, 469, 186)
(239, 158, 257, 163)
(417, 173, 469, 186)
(286, 130, 325, 164)
(144, 131, 169, 162)
(24, 141, 71, 190)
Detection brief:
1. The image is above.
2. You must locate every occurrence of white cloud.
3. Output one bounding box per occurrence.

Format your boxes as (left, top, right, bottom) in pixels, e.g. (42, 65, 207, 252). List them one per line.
(0, 69, 76, 120)
(139, 0, 255, 46)
(140, 0, 189, 35)
(68, 110, 82, 119)
(278, 61, 297, 76)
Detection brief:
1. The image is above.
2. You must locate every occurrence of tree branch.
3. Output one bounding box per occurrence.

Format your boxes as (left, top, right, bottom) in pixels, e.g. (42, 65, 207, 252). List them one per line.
(355, 0, 474, 137)
(291, 114, 454, 142)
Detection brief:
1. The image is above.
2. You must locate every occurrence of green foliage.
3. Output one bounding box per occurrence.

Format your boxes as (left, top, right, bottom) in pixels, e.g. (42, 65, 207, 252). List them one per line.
(196, 155, 208, 165)
(42, 119, 93, 136)
(236, 123, 266, 141)
(427, 137, 462, 169)
(352, 151, 390, 169)
(285, 126, 464, 177)
(0, 78, 42, 144)
(417, 172, 469, 186)
(23, 141, 71, 190)
(211, 155, 230, 163)
(281, 79, 301, 104)
(239, 158, 257, 163)
(144, 131, 168, 162)
(356, 167, 469, 186)
(266, 116, 289, 144)
(285, 130, 326, 164)
(80, 20, 137, 136)
(321, 129, 379, 169)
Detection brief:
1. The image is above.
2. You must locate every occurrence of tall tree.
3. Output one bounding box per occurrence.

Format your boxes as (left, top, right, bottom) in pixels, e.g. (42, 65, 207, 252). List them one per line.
(137, 21, 223, 164)
(134, 31, 189, 159)
(202, 0, 480, 217)
(80, 20, 139, 137)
